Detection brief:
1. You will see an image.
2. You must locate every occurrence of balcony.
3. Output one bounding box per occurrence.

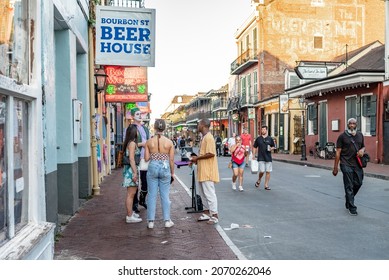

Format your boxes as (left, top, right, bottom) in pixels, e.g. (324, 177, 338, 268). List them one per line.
(240, 94, 259, 107)
(186, 111, 212, 124)
(106, 0, 144, 7)
(212, 98, 228, 111)
(230, 49, 258, 75)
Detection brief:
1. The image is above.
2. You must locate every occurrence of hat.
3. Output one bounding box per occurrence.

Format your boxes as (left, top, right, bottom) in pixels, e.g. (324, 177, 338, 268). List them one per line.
(130, 107, 140, 116)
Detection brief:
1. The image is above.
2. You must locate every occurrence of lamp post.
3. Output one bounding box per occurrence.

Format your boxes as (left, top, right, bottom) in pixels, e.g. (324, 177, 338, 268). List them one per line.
(91, 66, 107, 195)
(299, 96, 307, 161)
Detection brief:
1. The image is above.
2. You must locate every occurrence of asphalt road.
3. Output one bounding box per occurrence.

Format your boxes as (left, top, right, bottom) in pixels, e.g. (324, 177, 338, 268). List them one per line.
(174, 151, 389, 260)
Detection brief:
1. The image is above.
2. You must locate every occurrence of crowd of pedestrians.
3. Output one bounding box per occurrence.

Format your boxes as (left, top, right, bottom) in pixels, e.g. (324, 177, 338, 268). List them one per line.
(122, 112, 367, 231)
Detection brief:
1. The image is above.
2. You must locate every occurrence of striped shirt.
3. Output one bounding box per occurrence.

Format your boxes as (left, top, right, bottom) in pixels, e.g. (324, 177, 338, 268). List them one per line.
(197, 132, 220, 183)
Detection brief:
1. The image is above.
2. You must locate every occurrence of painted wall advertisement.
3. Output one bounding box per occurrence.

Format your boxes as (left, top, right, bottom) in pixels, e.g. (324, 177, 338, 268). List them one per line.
(104, 65, 148, 102)
(95, 6, 155, 67)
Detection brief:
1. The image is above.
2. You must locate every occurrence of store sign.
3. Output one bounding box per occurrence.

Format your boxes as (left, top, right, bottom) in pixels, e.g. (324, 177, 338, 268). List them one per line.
(104, 65, 148, 102)
(95, 6, 156, 67)
(295, 66, 327, 80)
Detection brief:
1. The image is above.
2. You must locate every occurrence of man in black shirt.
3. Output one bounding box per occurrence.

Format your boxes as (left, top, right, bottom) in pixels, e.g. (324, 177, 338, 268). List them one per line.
(215, 135, 222, 157)
(252, 125, 275, 190)
(333, 118, 366, 216)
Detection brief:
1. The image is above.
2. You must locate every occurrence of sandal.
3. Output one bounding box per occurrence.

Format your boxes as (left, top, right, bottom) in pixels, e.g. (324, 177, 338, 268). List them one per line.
(265, 186, 271, 190)
(255, 180, 261, 188)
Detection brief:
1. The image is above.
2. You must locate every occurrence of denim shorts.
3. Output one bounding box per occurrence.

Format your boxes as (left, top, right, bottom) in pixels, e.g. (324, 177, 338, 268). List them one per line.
(232, 161, 245, 169)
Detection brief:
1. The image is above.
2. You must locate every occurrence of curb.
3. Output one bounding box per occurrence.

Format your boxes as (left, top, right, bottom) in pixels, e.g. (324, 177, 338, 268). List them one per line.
(273, 159, 389, 181)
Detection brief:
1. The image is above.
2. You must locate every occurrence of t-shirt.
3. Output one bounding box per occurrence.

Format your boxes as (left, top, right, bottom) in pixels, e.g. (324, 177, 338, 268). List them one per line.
(241, 133, 252, 148)
(197, 132, 220, 183)
(179, 139, 186, 147)
(253, 135, 275, 162)
(336, 131, 365, 168)
(215, 136, 222, 145)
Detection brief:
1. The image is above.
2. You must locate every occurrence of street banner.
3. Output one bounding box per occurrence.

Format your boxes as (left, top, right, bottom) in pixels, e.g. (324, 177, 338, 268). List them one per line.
(104, 65, 148, 102)
(95, 6, 155, 67)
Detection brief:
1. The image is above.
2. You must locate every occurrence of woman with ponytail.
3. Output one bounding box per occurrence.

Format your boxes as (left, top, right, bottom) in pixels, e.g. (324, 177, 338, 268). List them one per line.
(144, 119, 175, 229)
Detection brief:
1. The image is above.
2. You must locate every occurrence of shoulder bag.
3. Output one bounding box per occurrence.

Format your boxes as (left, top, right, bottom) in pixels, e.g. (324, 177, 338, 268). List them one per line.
(349, 136, 369, 168)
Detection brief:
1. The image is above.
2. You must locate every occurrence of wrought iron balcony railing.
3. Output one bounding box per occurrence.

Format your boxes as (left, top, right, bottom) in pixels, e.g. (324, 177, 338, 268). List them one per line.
(106, 0, 144, 8)
(230, 49, 258, 75)
(186, 111, 212, 123)
(212, 98, 228, 111)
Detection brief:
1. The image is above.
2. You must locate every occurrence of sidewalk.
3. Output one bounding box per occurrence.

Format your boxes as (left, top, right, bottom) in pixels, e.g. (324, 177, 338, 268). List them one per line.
(54, 168, 237, 260)
(272, 152, 389, 181)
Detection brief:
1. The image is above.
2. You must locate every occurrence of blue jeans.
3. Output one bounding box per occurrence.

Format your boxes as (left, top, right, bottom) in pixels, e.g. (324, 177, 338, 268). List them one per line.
(146, 160, 171, 221)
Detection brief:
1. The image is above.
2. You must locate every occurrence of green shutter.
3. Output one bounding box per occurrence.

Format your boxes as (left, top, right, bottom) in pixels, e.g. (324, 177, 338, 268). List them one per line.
(356, 96, 361, 132)
(313, 104, 318, 135)
(370, 95, 377, 135)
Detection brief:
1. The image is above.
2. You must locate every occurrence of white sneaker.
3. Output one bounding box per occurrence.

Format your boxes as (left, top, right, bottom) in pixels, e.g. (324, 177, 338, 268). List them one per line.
(239, 185, 244, 192)
(232, 182, 237, 190)
(126, 215, 142, 223)
(132, 212, 140, 218)
(147, 221, 154, 229)
(165, 220, 174, 228)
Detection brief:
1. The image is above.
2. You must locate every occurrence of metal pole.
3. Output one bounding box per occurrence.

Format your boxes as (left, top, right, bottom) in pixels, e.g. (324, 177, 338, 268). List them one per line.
(301, 109, 307, 161)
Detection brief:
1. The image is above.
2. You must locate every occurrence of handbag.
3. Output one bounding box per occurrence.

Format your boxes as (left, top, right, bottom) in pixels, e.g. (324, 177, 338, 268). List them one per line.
(139, 158, 149, 171)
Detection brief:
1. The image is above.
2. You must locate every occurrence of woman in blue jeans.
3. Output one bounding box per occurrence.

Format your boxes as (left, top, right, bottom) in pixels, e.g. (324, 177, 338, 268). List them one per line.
(144, 119, 175, 229)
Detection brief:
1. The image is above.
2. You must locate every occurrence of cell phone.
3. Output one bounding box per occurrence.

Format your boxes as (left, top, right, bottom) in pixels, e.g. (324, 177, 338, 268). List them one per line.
(170, 176, 174, 184)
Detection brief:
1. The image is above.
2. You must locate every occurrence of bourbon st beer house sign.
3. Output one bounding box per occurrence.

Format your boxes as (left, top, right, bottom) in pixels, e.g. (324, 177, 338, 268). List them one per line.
(95, 6, 156, 67)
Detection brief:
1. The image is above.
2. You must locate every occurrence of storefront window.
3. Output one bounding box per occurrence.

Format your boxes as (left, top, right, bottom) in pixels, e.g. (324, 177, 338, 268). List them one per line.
(0, 96, 29, 243)
(14, 99, 28, 233)
(0, 0, 29, 84)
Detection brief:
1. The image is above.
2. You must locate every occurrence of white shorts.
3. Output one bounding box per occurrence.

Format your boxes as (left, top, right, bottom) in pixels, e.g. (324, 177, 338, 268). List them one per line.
(259, 161, 272, 173)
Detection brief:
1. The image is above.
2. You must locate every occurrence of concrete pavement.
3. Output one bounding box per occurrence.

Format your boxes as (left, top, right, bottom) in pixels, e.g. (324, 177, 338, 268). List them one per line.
(54, 152, 388, 260)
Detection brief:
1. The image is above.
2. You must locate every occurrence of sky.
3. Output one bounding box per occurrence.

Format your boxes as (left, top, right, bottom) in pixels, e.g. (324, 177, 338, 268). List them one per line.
(144, 0, 255, 121)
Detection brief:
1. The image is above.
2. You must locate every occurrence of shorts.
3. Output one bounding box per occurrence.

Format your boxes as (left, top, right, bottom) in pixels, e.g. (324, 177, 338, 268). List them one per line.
(232, 161, 245, 169)
(259, 161, 272, 173)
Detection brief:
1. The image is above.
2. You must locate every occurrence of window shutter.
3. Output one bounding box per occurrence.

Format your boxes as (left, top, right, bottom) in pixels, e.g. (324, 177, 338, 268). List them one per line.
(370, 95, 377, 135)
(313, 104, 318, 135)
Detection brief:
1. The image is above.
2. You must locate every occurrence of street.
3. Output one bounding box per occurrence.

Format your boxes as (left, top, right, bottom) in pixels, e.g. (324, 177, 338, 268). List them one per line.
(174, 151, 389, 260)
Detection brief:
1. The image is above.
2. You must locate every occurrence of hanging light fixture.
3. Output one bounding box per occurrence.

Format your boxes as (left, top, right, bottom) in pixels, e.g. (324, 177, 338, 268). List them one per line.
(94, 67, 108, 91)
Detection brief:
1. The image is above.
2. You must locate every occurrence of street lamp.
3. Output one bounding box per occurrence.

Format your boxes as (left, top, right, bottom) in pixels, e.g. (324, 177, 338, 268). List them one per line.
(91, 66, 108, 196)
(299, 96, 307, 161)
(94, 67, 108, 108)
